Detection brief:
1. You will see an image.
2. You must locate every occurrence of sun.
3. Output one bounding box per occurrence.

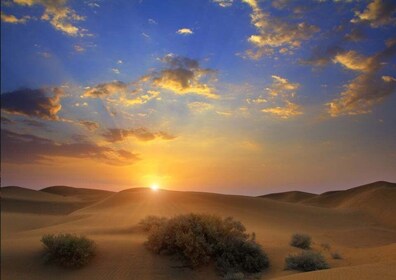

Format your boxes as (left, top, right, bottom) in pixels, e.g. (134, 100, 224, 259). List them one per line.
(150, 183, 159, 191)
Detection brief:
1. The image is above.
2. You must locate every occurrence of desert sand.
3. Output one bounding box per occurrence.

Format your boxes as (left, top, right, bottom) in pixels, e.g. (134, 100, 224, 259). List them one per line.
(1, 181, 396, 279)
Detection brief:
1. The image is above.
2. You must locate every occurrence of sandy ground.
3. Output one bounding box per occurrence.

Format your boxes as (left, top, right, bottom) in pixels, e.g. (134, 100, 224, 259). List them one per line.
(1, 182, 396, 279)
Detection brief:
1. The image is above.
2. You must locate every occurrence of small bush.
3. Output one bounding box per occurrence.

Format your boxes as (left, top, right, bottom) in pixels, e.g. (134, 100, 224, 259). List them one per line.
(142, 214, 269, 277)
(139, 215, 168, 232)
(331, 252, 342, 259)
(285, 251, 329, 272)
(41, 233, 96, 268)
(290, 233, 311, 249)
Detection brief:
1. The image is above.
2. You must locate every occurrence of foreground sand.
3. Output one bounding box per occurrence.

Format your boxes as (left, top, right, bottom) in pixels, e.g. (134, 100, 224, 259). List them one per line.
(1, 182, 396, 279)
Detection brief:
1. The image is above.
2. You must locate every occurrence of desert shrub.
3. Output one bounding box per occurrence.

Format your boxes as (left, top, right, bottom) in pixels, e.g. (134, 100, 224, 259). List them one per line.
(139, 215, 168, 232)
(41, 233, 96, 268)
(331, 252, 342, 259)
(285, 251, 329, 272)
(142, 214, 269, 276)
(290, 233, 311, 249)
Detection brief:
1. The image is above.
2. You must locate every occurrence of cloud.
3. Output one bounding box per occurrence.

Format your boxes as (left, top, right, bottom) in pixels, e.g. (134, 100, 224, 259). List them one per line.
(79, 120, 99, 131)
(327, 39, 396, 116)
(102, 128, 176, 143)
(327, 74, 396, 116)
(1, 87, 63, 120)
(111, 68, 120, 74)
(12, 0, 86, 36)
(267, 75, 300, 96)
(261, 101, 303, 119)
(242, 0, 319, 59)
(1, 128, 139, 165)
(213, 0, 233, 8)
(300, 45, 344, 67)
(261, 75, 303, 119)
(333, 50, 376, 72)
(176, 28, 193, 35)
(138, 54, 218, 98)
(84, 81, 128, 97)
(1, 11, 30, 23)
(351, 0, 396, 27)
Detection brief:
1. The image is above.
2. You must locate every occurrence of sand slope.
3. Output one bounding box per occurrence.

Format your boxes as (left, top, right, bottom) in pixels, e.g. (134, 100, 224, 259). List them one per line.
(2, 183, 396, 280)
(262, 181, 396, 229)
(259, 191, 317, 203)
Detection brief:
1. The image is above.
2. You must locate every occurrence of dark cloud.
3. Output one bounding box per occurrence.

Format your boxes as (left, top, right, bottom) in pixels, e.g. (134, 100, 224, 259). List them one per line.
(1, 87, 63, 120)
(138, 54, 218, 98)
(299, 45, 344, 67)
(103, 128, 176, 143)
(79, 120, 99, 131)
(1, 129, 139, 165)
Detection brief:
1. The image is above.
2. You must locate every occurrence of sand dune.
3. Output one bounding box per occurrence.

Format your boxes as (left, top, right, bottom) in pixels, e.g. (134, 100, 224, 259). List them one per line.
(259, 191, 317, 203)
(262, 181, 396, 229)
(1, 183, 396, 279)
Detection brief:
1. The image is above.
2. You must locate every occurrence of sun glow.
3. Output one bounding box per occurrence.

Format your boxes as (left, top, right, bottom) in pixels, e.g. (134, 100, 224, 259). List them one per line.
(150, 183, 159, 191)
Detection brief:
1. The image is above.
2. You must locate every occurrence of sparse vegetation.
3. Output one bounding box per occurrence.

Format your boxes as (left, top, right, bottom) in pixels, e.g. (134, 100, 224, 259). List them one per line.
(331, 252, 342, 259)
(290, 233, 311, 249)
(141, 213, 269, 277)
(139, 215, 168, 232)
(41, 233, 96, 268)
(285, 251, 329, 272)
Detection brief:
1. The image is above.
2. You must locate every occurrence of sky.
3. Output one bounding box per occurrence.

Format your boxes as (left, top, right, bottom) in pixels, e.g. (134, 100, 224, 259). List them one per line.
(1, 0, 396, 195)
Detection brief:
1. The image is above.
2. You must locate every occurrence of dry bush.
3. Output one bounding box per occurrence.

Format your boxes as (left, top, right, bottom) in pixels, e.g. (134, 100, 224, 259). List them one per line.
(285, 251, 329, 272)
(41, 233, 96, 268)
(141, 213, 269, 277)
(290, 233, 311, 249)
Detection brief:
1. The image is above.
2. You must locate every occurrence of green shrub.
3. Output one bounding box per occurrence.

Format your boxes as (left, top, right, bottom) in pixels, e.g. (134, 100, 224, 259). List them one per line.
(331, 252, 342, 259)
(285, 251, 329, 272)
(139, 215, 168, 232)
(223, 272, 245, 280)
(290, 233, 311, 249)
(41, 233, 96, 268)
(142, 214, 269, 277)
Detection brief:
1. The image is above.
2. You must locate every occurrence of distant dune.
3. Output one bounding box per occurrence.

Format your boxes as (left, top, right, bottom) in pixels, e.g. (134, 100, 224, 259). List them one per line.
(259, 191, 317, 203)
(1, 182, 396, 279)
(260, 181, 396, 228)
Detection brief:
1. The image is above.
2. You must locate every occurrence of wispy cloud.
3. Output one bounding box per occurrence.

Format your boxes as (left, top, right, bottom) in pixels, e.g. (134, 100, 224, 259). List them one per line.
(261, 75, 303, 119)
(102, 128, 176, 143)
(11, 0, 87, 36)
(1, 129, 139, 165)
(242, 0, 319, 59)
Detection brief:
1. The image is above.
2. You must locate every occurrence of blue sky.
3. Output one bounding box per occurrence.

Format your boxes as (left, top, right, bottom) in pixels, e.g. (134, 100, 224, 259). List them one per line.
(1, 0, 396, 194)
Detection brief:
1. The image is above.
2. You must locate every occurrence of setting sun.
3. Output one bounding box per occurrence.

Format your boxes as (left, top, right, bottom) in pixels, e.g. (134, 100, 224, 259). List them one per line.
(150, 183, 159, 191)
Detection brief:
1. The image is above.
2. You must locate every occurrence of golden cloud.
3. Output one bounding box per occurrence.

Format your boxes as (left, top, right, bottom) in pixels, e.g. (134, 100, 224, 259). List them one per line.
(176, 28, 193, 35)
(12, 0, 86, 36)
(242, 0, 319, 59)
(1, 11, 30, 23)
(351, 0, 396, 27)
(261, 101, 303, 119)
